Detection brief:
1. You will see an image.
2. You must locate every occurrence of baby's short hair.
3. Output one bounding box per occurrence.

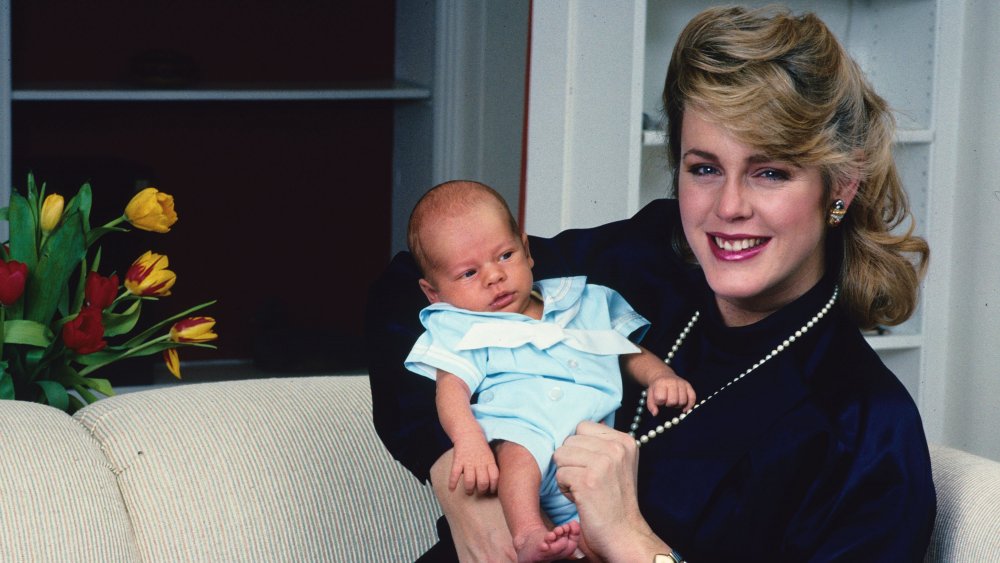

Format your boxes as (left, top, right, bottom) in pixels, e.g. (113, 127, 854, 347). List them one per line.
(407, 180, 520, 276)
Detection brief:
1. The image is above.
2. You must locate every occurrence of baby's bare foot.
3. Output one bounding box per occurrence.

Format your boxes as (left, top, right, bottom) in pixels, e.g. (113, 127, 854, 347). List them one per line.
(513, 522, 580, 562)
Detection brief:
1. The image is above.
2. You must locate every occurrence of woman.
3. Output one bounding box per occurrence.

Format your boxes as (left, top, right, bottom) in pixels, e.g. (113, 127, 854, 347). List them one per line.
(366, 6, 934, 561)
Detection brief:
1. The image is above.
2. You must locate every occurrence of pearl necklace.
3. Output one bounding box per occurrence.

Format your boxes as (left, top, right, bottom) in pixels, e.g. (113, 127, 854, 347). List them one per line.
(629, 286, 840, 447)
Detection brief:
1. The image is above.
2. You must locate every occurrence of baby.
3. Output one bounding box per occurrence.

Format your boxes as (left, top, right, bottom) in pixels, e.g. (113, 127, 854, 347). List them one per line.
(404, 180, 695, 561)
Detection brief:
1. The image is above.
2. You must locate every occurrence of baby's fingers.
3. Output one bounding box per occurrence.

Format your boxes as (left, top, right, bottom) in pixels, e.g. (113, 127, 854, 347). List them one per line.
(682, 382, 697, 412)
(474, 464, 495, 494)
(488, 463, 500, 494)
(463, 464, 479, 494)
(448, 462, 463, 492)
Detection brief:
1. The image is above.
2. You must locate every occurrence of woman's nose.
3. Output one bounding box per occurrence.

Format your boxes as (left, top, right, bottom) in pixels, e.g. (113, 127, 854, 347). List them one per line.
(715, 177, 752, 221)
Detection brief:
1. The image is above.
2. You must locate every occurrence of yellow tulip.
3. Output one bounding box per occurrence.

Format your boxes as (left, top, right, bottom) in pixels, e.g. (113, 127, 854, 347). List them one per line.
(170, 316, 218, 343)
(40, 193, 65, 233)
(125, 187, 178, 233)
(124, 251, 176, 296)
(163, 348, 182, 379)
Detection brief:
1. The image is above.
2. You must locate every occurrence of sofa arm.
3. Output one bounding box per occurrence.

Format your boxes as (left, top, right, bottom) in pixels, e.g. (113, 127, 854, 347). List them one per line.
(74, 375, 442, 562)
(925, 443, 1000, 561)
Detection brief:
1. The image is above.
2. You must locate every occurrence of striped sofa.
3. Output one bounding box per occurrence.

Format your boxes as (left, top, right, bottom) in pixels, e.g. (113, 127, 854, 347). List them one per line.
(1, 375, 998, 561)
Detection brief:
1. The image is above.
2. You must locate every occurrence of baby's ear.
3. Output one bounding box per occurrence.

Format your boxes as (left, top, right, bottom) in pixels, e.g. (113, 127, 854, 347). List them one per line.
(521, 232, 534, 269)
(418, 278, 441, 303)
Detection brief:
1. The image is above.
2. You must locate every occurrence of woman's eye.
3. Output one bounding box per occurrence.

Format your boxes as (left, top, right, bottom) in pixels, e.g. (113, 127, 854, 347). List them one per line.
(757, 168, 790, 181)
(688, 164, 718, 176)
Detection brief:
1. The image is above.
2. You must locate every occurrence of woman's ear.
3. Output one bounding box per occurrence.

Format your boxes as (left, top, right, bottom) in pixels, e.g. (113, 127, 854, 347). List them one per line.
(418, 278, 441, 303)
(836, 155, 863, 207)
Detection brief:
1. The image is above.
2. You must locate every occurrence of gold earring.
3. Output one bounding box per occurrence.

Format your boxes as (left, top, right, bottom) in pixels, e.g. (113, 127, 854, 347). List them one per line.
(828, 199, 847, 227)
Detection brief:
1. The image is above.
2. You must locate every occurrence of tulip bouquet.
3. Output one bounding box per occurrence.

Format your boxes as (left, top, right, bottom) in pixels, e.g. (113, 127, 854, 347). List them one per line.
(0, 174, 217, 412)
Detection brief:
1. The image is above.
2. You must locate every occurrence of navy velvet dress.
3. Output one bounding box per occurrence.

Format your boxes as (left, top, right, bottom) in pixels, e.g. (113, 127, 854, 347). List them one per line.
(365, 199, 935, 562)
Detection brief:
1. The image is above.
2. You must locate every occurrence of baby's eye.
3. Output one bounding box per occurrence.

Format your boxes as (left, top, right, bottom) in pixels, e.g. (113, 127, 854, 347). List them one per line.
(499, 251, 514, 261)
(460, 269, 477, 279)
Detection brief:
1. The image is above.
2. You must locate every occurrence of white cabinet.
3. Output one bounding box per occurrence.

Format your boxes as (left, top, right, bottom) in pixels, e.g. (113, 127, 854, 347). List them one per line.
(524, 0, 965, 445)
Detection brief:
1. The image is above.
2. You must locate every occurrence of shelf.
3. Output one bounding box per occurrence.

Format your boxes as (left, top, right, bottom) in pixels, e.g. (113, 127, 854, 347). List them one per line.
(642, 128, 933, 147)
(10, 81, 431, 102)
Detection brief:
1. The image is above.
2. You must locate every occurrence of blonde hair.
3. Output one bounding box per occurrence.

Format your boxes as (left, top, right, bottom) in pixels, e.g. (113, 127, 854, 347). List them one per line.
(407, 180, 520, 276)
(663, 6, 929, 329)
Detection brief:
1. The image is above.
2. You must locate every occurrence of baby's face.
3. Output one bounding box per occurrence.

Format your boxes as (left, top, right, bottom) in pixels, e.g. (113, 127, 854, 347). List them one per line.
(418, 206, 540, 318)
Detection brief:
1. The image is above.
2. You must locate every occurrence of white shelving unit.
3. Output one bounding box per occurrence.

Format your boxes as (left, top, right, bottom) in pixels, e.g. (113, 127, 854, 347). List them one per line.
(524, 0, 962, 442)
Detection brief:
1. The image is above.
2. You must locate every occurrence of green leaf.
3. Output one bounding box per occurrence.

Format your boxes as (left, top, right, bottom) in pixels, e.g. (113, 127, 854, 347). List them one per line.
(65, 183, 93, 234)
(24, 348, 45, 374)
(102, 298, 142, 337)
(8, 191, 39, 273)
(0, 361, 13, 400)
(26, 174, 41, 228)
(23, 209, 87, 323)
(69, 255, 89, 318)
(72, 384, 100, 405)
(68, 395, 84, 413)
(82, 377, 115, 397)
(72, 349, 121, 366)
(2, 319, 54, 347)
(0, 206, 8, 222)
(35, 380, 70, 411)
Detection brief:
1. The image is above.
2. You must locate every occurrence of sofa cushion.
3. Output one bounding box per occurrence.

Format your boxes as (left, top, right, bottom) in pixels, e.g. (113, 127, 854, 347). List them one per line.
(0, 399, 140, 562)
(73, 375, 441, 562)
(925, 443, 1000, 561)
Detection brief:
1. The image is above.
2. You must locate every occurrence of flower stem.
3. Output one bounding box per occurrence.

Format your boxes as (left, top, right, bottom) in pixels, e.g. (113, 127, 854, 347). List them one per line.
(101, 214, 128, 230)
(77, 334, 170, 376)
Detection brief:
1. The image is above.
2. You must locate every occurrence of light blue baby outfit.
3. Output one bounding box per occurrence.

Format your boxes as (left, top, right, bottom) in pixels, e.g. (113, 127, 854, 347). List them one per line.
(404, 276, 649, 524)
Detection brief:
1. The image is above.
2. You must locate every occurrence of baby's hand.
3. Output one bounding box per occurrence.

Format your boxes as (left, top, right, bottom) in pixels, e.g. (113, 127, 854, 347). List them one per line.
(645, 371, 697, 416)
(450, 437, 500, 495)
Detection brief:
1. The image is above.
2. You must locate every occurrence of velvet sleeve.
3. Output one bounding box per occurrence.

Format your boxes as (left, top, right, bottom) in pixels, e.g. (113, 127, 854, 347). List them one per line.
(365, 251, 449, 483)
(793, 372, 936, 561)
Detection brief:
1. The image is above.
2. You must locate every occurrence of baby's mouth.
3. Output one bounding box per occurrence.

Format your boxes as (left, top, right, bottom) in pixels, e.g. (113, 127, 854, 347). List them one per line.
(490, 292, 514, 309)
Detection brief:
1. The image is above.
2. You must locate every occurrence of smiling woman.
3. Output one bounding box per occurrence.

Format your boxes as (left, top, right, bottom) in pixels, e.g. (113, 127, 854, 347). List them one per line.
(678, 110, 839, 326)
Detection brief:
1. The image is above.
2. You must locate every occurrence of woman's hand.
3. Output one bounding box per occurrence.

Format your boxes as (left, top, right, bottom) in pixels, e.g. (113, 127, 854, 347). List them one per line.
(430, 449, 517, 562)
(552, 421, 669, 561)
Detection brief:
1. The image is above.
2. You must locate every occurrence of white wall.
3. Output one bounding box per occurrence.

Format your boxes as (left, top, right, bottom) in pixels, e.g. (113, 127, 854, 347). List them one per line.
(392, 0, 529, 255)
(522, 1, 646, 237)
(941, 0, 1000, 461)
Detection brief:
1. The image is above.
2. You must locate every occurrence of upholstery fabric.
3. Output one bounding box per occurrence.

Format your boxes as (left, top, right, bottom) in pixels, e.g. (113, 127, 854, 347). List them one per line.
(4, 375, 1000, 561)
(73, 376, 440, 562)
(0, 400, 140, 562)
(925, 442, 1000, 562)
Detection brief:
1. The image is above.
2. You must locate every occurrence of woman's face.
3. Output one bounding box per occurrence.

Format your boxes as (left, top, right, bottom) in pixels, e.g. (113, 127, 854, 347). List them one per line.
(678, 110, 828, 326)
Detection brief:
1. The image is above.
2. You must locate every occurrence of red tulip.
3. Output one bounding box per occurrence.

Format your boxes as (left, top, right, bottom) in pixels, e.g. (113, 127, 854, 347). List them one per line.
(0, 259, 28, 306)
(62, 306, 108, 354)
(85, 271, 119, 310)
